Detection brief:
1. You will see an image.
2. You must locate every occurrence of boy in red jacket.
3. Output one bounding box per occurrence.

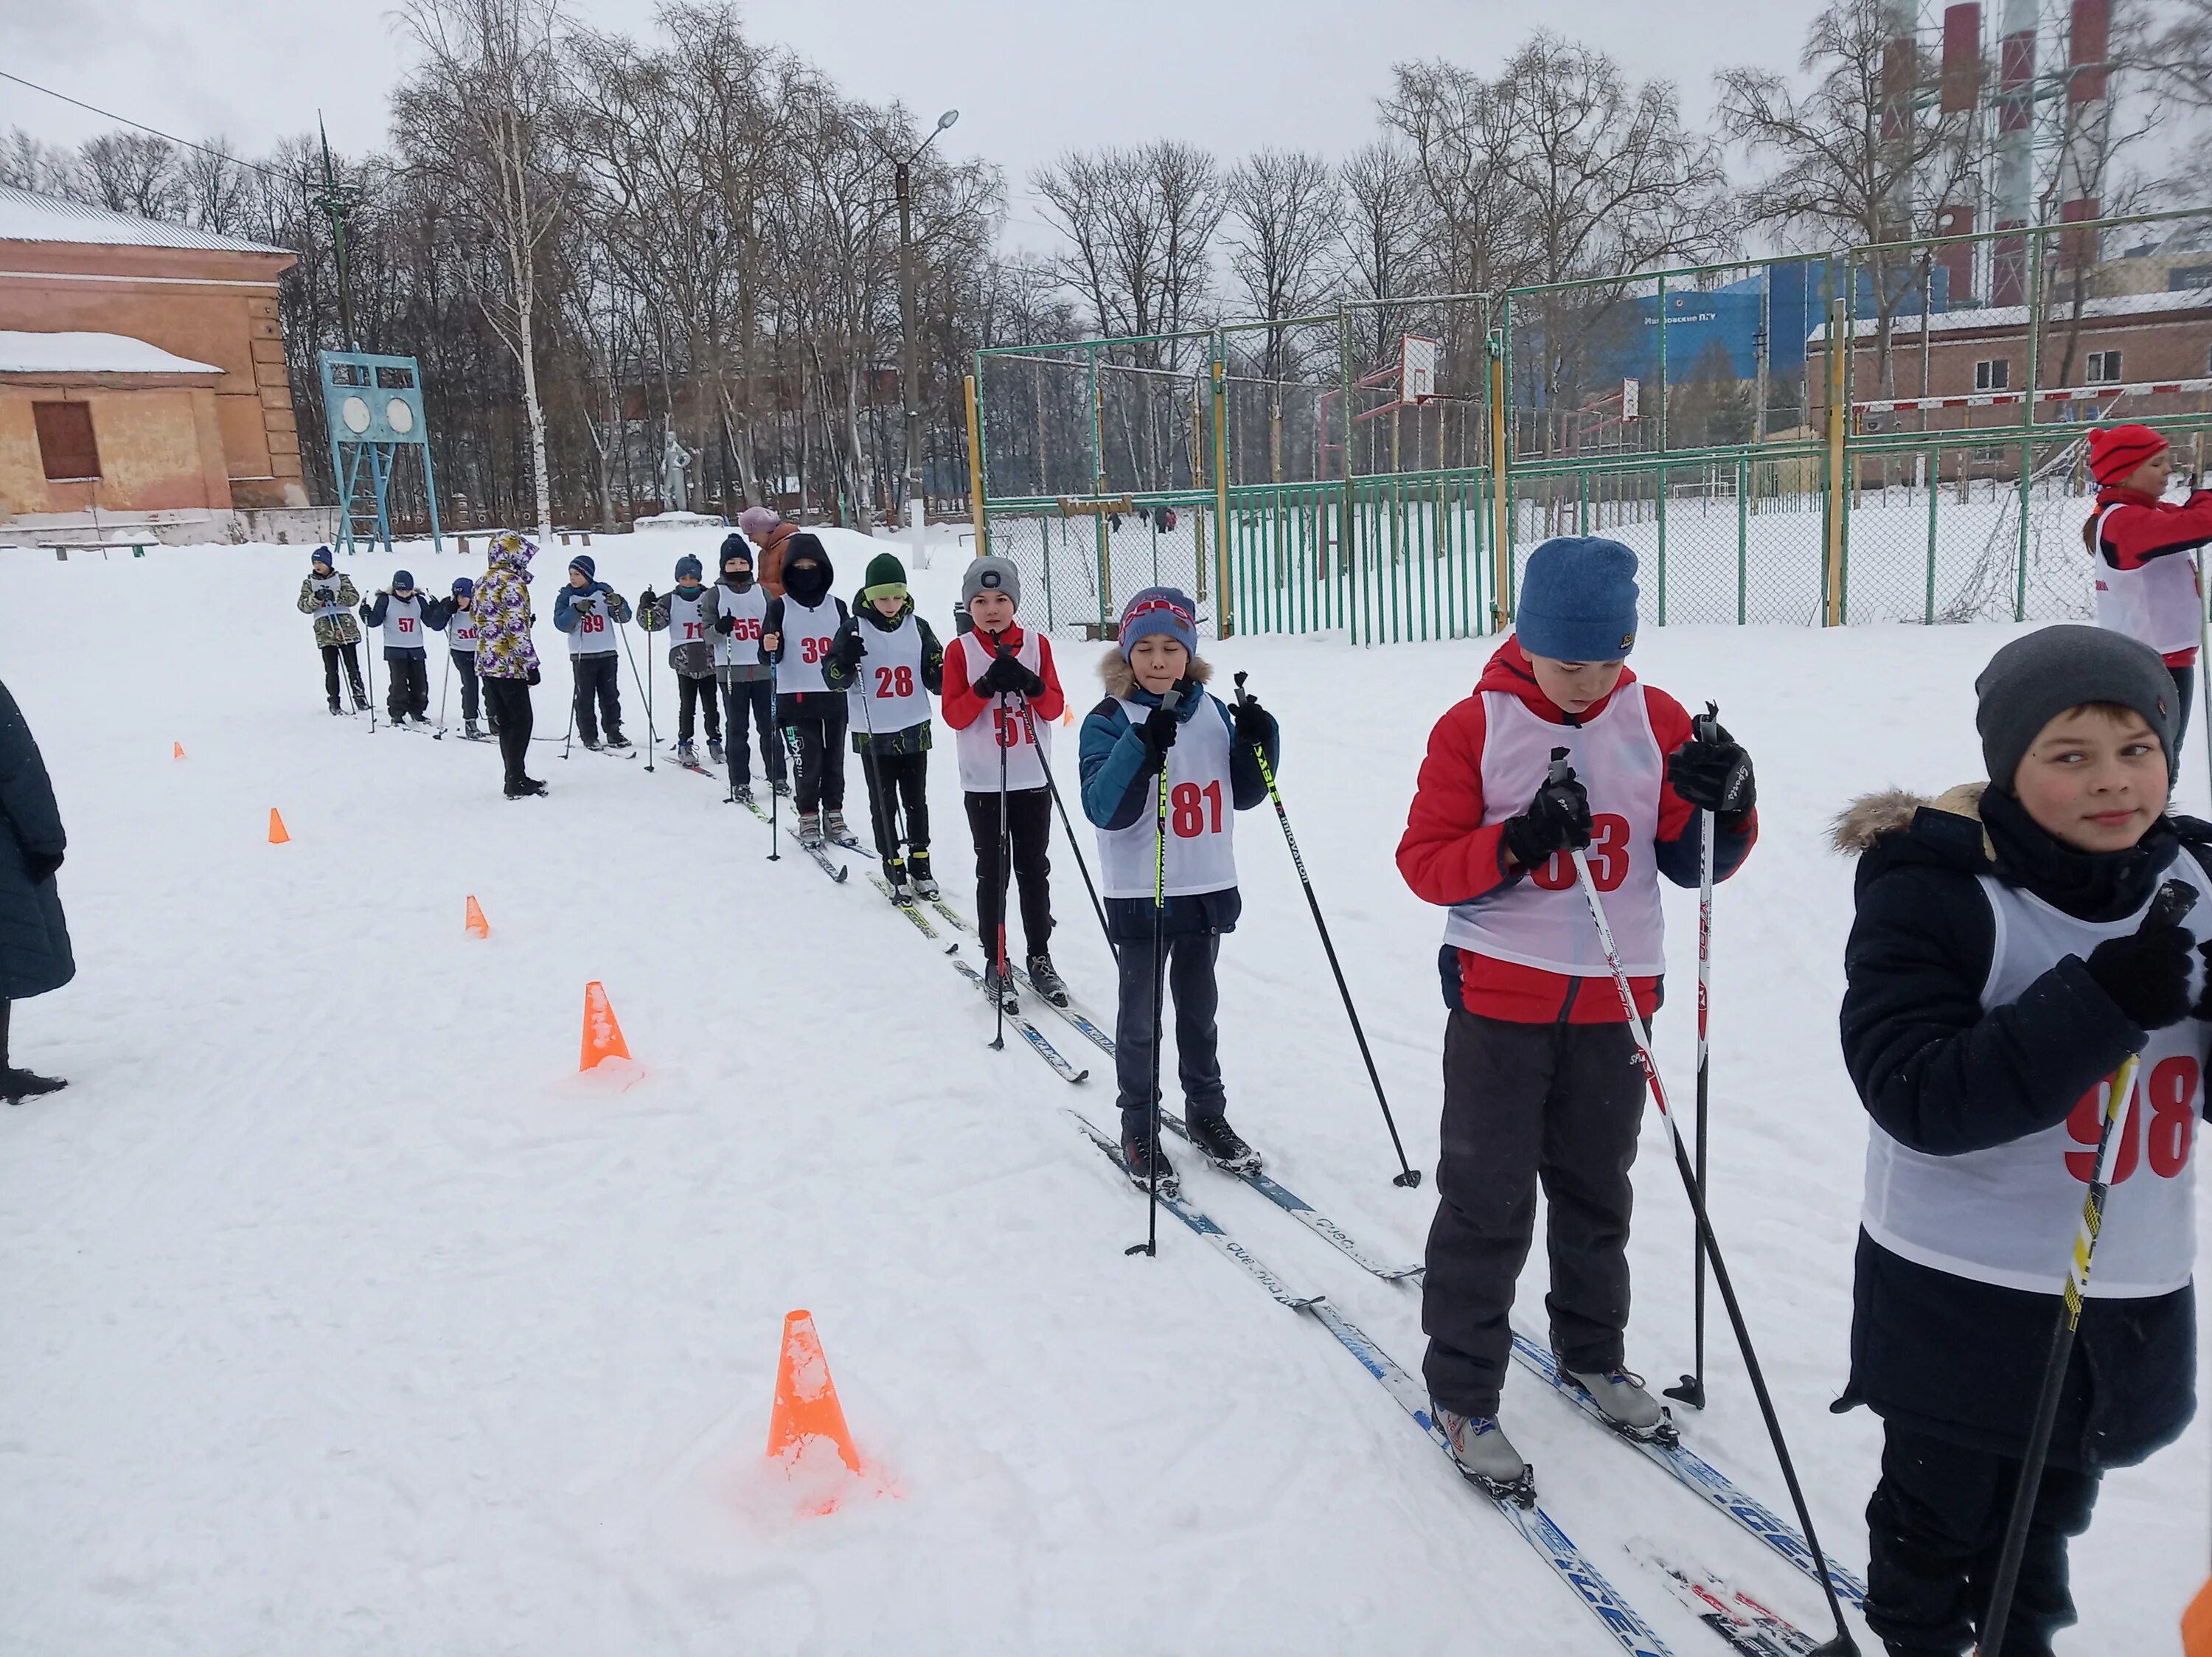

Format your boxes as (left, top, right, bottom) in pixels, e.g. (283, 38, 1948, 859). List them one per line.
(1396, 536, 1759, 1497)
(2086, 423, 2212, 764)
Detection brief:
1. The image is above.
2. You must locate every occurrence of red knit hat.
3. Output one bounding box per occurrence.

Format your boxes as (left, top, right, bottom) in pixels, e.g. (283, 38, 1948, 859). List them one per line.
(2090, 423, 2168, 487)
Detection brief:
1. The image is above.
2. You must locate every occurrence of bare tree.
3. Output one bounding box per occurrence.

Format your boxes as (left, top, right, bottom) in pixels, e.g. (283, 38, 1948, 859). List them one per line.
(79, 131, 186, 220)
(395, 0, 578, 544)
(1224, 148, 1340, 382)
(1033, 139, 1225, 361)
(1338, 141, 1430, 363)
(1, 128, 84, 197)
(177, 137, 252, 236)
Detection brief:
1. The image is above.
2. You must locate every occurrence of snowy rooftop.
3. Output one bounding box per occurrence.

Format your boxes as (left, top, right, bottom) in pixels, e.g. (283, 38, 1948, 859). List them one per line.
(1810, 285, 2212, 344)
(0, 330, 223, 375)
(0, 184, 289, 255)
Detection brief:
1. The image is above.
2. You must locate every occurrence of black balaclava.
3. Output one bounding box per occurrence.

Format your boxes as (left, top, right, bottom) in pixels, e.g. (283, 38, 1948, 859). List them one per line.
(782, 533, 833, 606)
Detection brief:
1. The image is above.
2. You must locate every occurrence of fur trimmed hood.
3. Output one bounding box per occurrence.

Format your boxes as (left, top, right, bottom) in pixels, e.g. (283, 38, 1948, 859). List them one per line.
(1098, 648, 1213, 701)
(1832, 783, 1989, 856)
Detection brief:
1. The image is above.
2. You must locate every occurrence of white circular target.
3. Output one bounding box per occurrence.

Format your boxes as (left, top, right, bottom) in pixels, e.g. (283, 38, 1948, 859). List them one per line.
(386, 398, 415, 435)
(341, 395, 372, 434)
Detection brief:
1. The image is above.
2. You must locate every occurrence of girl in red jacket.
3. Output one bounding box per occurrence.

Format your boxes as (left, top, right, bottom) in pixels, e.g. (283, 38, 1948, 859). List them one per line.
(2085, 423, 2212, 764)
(1395, 535, 1759, 1498)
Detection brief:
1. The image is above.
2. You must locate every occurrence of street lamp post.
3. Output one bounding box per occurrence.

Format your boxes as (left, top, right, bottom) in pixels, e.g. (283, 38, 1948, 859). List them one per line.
(887, 110, 958, 531)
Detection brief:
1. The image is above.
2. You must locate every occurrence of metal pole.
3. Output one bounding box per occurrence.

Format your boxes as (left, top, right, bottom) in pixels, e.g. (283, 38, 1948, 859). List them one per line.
(1489, 326, 1511, 632)
(896, 160, 922, 526)
(1824, 296, 1849, 627)
(1213, 350, 1231, 639)
(964, 372, 987, 557)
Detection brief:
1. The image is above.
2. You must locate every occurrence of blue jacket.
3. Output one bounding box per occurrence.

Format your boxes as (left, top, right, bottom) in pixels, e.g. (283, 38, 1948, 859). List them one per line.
(360, 591, 449, 657)
(1078, 660, 1279, 941)
(553, 582, 632, 633)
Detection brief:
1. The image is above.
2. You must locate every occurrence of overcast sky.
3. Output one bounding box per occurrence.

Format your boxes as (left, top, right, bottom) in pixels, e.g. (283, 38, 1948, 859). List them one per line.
(3, 0, 1824, 249)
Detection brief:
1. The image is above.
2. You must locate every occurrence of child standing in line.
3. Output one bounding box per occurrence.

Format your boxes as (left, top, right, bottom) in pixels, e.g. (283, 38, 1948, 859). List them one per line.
(942, 556, 1070, 1010)
(553, 554, 633, 751)
(762, 535, 849, 847)
(361, 569, 441, 726)
(297, 546, 366, 714)
(1394, 536, 1759, 1496)
(639, 553, 723, 766)
(1835, 625, 2205, 1654)
(1079, 586, 1276, 1191)
(2085, 423, 2212, 765)
(446, 576, 488, 738)
(827, 552, 945, 902)
(704, 535, 785, 805)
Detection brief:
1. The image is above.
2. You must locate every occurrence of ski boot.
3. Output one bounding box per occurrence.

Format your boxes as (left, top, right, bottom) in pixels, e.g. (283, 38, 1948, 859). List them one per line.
(824, 809, 856, 848)
(1563, 1366, 1675, 1445)
(883, 858, 914, 905)
(351, 690, 369, 713)
(605, 730, 634, 753)
(909, 851, 940, 900)
(1183, 1110, 1262, 1175)
(980, 962, 1022, 1014)
(771, 776, 793, 798)
(504, 776, 549, 800)
(1437, 1411, 1535, 1505)
(327, 694, 343, 715)
(409, 712, 432, 726)
(798, 810, 825, 850)
(1024, 952, 1071, 1008)
(582, 736, 605, 751)
(1120, 1128, 1179, 1198)
(675, 739, 698, 766)
(2, 1066, 67, 1105)
(729, 782, 755, 807)
(464, 719, 483, 740)
(707, 736, 726, 765)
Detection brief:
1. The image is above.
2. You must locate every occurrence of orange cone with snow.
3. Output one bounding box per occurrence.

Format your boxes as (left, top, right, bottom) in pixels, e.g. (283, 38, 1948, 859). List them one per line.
(767, 1310, 861, 1475)
(465, 895, 490, 938)
(579, 980, 630, 1069)
(268, 808, 290, 844)
(172, 742, 185, 759)
(2185, 1575, 2212, 1656)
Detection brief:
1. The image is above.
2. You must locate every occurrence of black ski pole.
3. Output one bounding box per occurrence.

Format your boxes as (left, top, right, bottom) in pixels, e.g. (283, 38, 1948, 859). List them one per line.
(1013, 692, 1113, 955)
(361, 604, 379, 732)
(1230, 671, 1419, 1189)
(619, 614, 655, 771)
(1668, 701, 1723, 1413)
(1560, 750, 1857, 1656)
(767, 684, 782, 861)
(1980, 883, 2195, 1656)
(990, 685, 1013, 1052)
(1127, 684, 1180, 1260)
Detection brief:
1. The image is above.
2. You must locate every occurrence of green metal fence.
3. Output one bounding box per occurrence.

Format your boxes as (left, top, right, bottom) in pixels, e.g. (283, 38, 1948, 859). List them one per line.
(976, 209, 2212, 642)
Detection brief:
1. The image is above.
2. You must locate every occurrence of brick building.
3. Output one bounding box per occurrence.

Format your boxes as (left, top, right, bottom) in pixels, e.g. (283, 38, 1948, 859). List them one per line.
(0, 184, 325, 543)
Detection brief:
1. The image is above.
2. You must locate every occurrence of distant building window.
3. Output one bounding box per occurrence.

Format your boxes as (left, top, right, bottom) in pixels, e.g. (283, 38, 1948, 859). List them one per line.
(2086, 350, 2124, 383)
(2171, 265, 2212, 291)
(32, 403, 100, 482)
(1975, 358, 2012, 392)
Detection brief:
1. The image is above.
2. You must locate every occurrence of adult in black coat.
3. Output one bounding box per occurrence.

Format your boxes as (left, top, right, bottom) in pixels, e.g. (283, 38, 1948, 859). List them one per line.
(0, 678, 72, 1102)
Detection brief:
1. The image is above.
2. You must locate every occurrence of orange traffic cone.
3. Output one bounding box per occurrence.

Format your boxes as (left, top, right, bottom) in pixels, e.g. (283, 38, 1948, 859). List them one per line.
(465, 895, 490, 938)
(767, 1310, 862, 1476)
(2185, 1574, 2212, 1656)
(579, 980, 630, 1070)
(268, 808, 290, 844)
(172, 742, 186, 759)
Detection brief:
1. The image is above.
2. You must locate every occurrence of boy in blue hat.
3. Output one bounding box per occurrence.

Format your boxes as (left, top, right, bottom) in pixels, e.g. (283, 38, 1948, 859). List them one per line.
(553, 553, 633, 751)
(446, 576, 488, 738)
(1395, 536, 1761, 1498)
(297, 546, 366, 714)
(361, 569, 444, 725)
(1079, 586, 1278, 1192)
(639, 553, 724, 766)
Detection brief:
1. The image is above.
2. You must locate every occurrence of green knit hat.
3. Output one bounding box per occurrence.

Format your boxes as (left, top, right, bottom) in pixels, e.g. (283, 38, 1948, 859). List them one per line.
(860, 551, 908, 604)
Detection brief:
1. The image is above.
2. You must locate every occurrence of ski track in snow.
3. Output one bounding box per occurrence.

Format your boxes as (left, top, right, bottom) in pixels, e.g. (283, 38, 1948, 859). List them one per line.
(0, 531, 2202, 1655)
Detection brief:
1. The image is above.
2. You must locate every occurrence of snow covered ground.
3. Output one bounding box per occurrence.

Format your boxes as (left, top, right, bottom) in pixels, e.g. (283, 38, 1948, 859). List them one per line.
(0, 527, 2204, 1655)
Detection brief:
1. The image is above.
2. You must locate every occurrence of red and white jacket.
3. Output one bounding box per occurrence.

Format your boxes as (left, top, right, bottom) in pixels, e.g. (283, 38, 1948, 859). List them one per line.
(2087, 485, 2212, 667)
(1396, 638, 1757, 1025)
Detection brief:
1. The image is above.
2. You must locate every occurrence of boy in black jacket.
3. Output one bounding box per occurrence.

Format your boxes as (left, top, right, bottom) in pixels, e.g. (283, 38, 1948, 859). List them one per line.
(1836, 624, 2208, 1656)
(762, 535, 850, 849)
(361, 569, 446, 725)
(826, 552, 945, 901)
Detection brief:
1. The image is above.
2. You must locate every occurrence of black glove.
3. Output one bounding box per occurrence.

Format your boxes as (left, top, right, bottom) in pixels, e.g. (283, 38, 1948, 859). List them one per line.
(1500, 765, 1593, 870)
(2086, 921, 2195, 1030)
(526, 666, 541, 687)
(1140, 702, 1180, 765)
(975, 653, 1040, 698)
(1232, 693, 1271, 748)
(1669, 715, 1756, 818)
(639, 586, 658, 611)
(832, 631, 866, 670)
(25, 849, 62, 885)
(714, 613, 736, 636)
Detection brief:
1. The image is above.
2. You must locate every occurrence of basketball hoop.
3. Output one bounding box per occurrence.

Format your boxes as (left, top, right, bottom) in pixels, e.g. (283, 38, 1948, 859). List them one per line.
(1401, 335, 1441, 405)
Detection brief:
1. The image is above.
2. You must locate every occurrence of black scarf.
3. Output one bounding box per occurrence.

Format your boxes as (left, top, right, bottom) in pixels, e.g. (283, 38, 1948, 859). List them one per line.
(1981, 785, 2178, 923)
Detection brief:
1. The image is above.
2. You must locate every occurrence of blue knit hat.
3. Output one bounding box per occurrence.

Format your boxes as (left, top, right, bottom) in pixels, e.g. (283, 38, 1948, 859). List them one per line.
(1118, 586, 1198, 660)
(392, 569, 416, 591)
(1515, 537, 1640, 661)
(674, 553, 703, 582)
(569, 554, 596, 580)
(310, 545, 333, 568)
(451, 576, 474, 598)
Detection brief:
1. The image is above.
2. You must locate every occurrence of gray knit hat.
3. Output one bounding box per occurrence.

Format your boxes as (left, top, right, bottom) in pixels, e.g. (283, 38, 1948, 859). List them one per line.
(962, 555, 1020, 611)
(1975, 624, 2179, 790)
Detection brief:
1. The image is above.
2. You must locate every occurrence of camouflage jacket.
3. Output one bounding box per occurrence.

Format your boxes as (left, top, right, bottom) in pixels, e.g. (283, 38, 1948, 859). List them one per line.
(298, 574, 362, 648)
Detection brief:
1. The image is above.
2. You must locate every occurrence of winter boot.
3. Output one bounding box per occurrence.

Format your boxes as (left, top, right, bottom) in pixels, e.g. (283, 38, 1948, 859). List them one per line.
(980, 962, 1022, 1014)
(605, 729, 633, 753)
(464, 718, 483, 739)
(729, 782, 755, 807)
(1120, 1128, 1178, 1198)
(707, 736, 726, 765)
(824, 809, 855, 847)
(883, 857, 914, 903)
(2, 1067, 67, 1105)
(1024, 952, 1071, 1008)
(675, 739, 698, 765)
(582, 736, 605, 751)
(504, 777, 549, 800)
(798, 810, 824, 850)
(1437, 1411, 1534, 1503)
(771, 776, 793, 798)
(1563, 1367, 1671, 1442)
(908, 850, 939, 900)
(328, 693, 343, 715)
(1183, 1110, 1262, 1175)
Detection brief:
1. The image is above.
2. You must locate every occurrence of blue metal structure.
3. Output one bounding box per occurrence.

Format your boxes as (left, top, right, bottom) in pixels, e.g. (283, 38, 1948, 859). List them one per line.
(318, 350, 442, 555)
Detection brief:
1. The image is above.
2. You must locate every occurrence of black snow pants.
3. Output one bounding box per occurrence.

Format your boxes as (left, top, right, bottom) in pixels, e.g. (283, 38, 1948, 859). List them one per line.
(481, 677, 535, 785)
(719, 676, 785, 790)
(783, 706, 847, 813)
(861, 748, 931, 862)
(1421, 1009, 1644, 1418)
(1865, 1422, 2099, 1656)
(571, 653, 623, 745)
(452, 650, 482, 723)
(321, 642, 366, 706)
(965, 787, 1053, 964)
(676, 673, 722, 743)
(386, 652, 429, 720)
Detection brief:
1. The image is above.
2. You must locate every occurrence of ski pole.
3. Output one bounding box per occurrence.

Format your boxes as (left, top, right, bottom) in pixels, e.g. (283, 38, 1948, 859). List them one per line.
(1667, 702, 1722, 1412)
(619, 617, 655, 771)
(434, 647, 453, 738)
(560, 662, 577, 761)
(1012, 690, 1113, 955)
(990, 687, 1013, 1053)
(1231, 671, 1419, 1189)
(767, 681, 783, 862)
(848, 634, 902, 866)
(1979, 883, 2195, 1656)
(361, 608, 378, 732)
(1552, 749, 1858, 1657)
(1127, 684, 1181, 1260)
